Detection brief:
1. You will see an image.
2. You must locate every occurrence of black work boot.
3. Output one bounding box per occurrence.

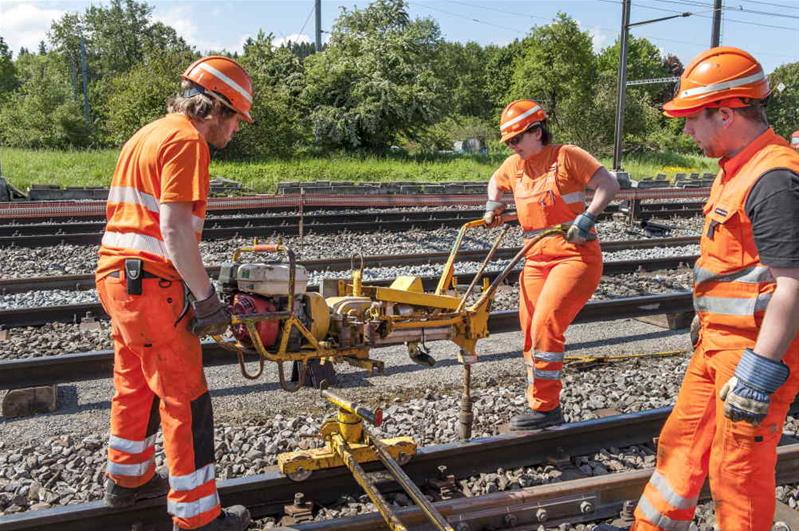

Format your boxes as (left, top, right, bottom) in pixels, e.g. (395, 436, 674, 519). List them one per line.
(592, 525, 630, 531)
(510, 407, 564, 430)
(174, 505, 251, 531)
(104, 468, 170, 508)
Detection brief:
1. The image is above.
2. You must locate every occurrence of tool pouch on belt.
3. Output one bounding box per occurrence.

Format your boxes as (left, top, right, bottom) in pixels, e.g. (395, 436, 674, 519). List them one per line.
(124, 259, 143, 295)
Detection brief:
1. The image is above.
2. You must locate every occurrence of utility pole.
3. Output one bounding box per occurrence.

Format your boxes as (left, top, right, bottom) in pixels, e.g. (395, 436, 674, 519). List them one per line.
(315, 0, 322, 52)
(612, 3, 692, 171)
(79, 37, 91, 126)
(711, 0, 723, 47)
(612, 0, 631, 172)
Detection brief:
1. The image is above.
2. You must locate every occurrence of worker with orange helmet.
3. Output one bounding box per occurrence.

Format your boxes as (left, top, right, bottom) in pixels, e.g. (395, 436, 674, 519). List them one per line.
(598, 47, 799, 531)
(96, 56, 254, 531)
(484, 99, 620, 430)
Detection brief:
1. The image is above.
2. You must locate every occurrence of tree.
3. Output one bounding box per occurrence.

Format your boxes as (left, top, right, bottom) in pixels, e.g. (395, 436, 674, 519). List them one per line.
(768, 62, 799, 139)
(102, 49, 195, 144)
(301, 0, 444, 149)
(225, 31, 306, 158)
(507, 14, 597, 134)
(483, 41, 524, 115)
(0, 36, 18, 100)
(597, 35, 672, 103)
(0, 52, 91, 148)
(433, 41, 493, 119)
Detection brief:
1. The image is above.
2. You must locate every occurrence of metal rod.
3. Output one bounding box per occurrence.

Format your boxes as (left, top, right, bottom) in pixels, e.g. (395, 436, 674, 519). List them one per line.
(612, 0, 631, 171)
(315, 0, 322, 52)
(321, 383, 383, 426)
(455, 224, 510, 313)
(331, 433, 407, 531)
(458, 363, 473, 441)
(711, 0, 723, 47)
(365, 426, 455, 531)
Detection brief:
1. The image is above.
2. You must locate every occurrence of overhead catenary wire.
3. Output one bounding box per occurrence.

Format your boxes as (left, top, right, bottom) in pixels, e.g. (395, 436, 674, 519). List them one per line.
(646, 0, 799, 20)
(409, 1, 528, 35)
(638, 0, 799, 30)
(740, 0, 799, 10)
(296, 1, 316, 40)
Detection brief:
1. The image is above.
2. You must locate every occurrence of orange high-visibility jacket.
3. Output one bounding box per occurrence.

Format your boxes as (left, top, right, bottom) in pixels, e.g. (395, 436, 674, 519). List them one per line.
(694, 133, 799, 346)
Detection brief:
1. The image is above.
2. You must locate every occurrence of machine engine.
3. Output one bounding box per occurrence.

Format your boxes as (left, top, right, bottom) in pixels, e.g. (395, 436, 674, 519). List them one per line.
(218, 261, 329, 351)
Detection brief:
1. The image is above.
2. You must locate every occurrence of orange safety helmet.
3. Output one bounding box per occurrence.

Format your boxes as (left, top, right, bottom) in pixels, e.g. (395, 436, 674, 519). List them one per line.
(182, 56, 254, 123)
(499, 99, 547, 143)
(663, 46, 769, 118)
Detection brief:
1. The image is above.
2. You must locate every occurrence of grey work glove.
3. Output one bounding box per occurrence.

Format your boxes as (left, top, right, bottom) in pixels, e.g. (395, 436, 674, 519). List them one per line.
(719, 348, 790, 425)
(189, 285, 231, 337)
(483, 200, 506, 228)
(565, 212, 598, 244)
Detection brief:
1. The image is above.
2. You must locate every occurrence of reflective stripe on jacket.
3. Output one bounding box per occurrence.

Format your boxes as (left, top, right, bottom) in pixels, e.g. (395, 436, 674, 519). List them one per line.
(694, 139, 799, 338)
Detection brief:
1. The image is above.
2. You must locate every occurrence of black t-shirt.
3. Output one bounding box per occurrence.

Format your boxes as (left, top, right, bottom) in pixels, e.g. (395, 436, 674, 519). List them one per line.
(745, 169, 799, 268)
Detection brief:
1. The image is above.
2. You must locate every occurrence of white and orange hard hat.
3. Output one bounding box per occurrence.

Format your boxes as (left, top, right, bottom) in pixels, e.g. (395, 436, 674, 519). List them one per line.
(499, 99, 547, 143)
(663, 46, 769, 118)
(182, 56, 254, 123)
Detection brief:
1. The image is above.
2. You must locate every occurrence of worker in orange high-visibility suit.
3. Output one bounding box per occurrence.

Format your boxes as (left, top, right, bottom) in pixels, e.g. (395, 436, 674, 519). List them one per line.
(96, 56, 254, 531)
(484, 100, 620, 430)
(596, 47, 799, 531)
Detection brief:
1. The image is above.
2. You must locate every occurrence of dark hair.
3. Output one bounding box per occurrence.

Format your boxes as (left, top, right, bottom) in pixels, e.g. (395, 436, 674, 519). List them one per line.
(704, 99, 768, 126)
(528, 121, 551, 145)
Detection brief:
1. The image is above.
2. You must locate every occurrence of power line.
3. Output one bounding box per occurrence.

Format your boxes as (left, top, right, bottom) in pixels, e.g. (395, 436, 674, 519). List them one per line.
(647, 0, 799, 19)
(446, 0, 554, 22)
(297, 1, 315, 38)
(409, 2, 528, 35)
(637, 0, 799, 30)
(739, 0, 799, 10)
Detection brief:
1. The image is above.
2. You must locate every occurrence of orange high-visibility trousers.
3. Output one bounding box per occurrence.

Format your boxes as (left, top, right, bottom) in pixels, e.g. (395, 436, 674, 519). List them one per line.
(97, 274, 222, 529)
(519, 240, 602, 412)
(632, 336, 799, 531)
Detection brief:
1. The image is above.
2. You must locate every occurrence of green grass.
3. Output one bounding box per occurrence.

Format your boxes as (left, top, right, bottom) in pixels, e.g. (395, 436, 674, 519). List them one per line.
(0, 147, 717, 194)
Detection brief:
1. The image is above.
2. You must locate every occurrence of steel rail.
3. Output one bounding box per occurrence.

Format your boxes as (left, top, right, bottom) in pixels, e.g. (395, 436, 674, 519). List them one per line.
(0, 408, 674, 531)
(0, 293, 695, 389)
(0, 207, 702, 247)
(0, 236, 699, 295)
(0, 255, 697, 328)
(3, 407, 797, 531)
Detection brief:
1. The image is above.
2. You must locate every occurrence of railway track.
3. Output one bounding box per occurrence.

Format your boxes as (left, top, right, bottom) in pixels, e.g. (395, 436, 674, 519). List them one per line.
(1, 407, 797, 531)
(0, 253, 696, 328)
(0, 293, 694, 390)
(0, 236, 698, 295)
(0, 205, 703, 248)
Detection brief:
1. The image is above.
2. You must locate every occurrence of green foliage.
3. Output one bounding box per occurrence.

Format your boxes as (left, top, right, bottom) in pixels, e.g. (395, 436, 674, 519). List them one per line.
(433, 42, 494, 119)
(224, 32, 306, 158)
(768, 62, 799, 139)
(0, 53, 91, 148)
(301, 0, 444, 149)
(101, 49, 195, 144)
(0, 37, 18, 100)
(508, 13, 596, 129)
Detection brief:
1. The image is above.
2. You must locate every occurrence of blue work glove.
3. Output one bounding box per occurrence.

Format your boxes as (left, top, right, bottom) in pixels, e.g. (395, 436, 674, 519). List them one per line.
(483, 200, 506, 228)
(565, 212, 598, 243)
(719, 348, 790, 425)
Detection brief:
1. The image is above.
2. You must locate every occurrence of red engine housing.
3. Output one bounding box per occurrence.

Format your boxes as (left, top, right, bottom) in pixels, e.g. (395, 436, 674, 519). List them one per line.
(231, 293, 280, 347)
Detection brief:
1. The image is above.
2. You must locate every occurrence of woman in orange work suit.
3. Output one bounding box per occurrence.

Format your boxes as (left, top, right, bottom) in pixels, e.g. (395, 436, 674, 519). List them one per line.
(484, 100, 620, 430)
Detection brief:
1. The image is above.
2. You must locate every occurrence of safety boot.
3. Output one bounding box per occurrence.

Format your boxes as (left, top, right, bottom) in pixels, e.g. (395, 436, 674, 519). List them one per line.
(591, 524, 630, 531)
(104, 468, 170, 508)
(174, 505, 251, 531)
(510, 406, 564, 430)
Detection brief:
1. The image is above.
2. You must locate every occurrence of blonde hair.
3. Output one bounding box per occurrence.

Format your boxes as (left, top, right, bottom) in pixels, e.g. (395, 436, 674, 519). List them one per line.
(166, 80, 236, 121)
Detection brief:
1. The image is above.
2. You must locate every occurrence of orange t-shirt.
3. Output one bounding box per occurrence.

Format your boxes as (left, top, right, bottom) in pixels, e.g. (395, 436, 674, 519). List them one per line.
(96, 113, 210, 281)
(492, 144, 602, 198)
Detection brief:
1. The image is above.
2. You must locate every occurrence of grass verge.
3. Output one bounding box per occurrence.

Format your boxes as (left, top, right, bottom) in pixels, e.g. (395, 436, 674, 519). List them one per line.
(0, 147, 716, 194)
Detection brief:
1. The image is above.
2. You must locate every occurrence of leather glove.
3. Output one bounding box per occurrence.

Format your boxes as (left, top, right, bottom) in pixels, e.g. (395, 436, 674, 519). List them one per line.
(189, 285, 231, 337)
(483, 200, 506, 228)
(719, 348, 789, 425)
(565, 212, 598, 244)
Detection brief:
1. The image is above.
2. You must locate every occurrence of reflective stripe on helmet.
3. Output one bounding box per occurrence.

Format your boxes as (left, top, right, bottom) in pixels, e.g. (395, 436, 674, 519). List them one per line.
(500, 105, 542, 130)
(197, 62, 252, 103)
(679, 71, 765, 98)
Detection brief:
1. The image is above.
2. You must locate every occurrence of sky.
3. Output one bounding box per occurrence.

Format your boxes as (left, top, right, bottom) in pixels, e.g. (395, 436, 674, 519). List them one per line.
(1, 0, 797, 74)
